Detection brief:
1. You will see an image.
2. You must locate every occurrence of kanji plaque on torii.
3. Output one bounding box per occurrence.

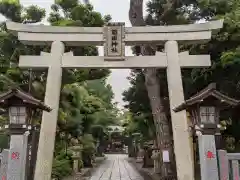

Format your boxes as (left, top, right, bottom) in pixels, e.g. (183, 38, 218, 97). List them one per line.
(103, 22, 125, 61)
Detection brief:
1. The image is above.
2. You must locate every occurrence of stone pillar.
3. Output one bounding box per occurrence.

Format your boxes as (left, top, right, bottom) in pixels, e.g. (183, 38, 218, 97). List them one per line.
(72, 146, 82, 180)
(198, 135, 219, 180)
(231, 160, 239, 180)
(34, 41, 64, 180)
(73, 152, 79, 174)
(217, 150, 229, 180)
(165, 40, 194, 180)
(136, 148, 144, 163)
(7, 132, 29, 180)
(151, 149, 161, 173)
(0, 149, 9, 180)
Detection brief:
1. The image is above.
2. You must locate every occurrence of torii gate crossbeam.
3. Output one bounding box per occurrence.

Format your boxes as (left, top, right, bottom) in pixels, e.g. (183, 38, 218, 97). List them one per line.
(19, 52, 210, 69)
(7, 20, 222, 46)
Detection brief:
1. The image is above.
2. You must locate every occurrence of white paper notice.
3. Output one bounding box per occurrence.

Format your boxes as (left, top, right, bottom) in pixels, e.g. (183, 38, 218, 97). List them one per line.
(162, 150, 170, 162)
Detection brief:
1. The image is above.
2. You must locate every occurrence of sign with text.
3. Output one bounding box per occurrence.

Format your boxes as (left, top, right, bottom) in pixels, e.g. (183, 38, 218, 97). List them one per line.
(104, 22, 125, 60)
(7, 148, 22, 178)
(7, 134, 28, 180)
(198, 135, 219, 180)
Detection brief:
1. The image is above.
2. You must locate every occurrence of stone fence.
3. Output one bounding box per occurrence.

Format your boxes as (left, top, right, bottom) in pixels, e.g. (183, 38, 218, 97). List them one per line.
(218, 149, 240, 180)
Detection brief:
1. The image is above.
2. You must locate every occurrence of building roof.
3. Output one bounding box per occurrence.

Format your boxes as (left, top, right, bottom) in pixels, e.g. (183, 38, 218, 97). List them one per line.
(0, 88, 51, 112)
(173, 83, 240, 112)
(107, 125, 125, 133)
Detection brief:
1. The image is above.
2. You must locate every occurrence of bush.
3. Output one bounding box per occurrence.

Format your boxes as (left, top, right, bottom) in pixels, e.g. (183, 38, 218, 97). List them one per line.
(51, 150, 73, 179)
(51, 159, 72, 180)
(55, 149, 73, 161)
(81, 134, 95, 154)
(80, 134, 96, 167)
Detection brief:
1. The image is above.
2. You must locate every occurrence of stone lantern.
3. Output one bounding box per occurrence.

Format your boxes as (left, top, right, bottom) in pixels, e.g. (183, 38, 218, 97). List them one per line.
(132, 132, 141, 158)
(0, 88, 51, 180)
(173, 83, 239, 180)
(71, 139, 83, 180)
(0, 88, 51, 129)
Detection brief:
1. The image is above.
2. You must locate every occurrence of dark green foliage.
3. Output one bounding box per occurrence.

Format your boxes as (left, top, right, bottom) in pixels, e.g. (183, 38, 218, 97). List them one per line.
(52, 158, 72, 179)
(0, 134, 9, 151)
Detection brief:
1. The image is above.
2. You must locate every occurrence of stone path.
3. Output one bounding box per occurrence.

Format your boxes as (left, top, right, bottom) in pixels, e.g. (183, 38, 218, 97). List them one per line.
(88, 154, 144, 180)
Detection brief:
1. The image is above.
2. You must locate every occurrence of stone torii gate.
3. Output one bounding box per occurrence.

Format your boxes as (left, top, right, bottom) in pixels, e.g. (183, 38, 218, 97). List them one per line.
(6, 20, 223, 180)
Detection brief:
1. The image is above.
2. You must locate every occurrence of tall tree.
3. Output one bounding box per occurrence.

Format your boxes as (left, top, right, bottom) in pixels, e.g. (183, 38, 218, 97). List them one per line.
(128, 0, 176, 177)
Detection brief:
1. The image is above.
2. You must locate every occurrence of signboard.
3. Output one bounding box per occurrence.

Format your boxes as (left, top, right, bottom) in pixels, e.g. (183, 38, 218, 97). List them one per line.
(162, 150, 170, 162)
(198, 135, 219, 180)
(7, 134, 28, 180)
(7, 148, 22, 179)
(104, 22, 125, 60)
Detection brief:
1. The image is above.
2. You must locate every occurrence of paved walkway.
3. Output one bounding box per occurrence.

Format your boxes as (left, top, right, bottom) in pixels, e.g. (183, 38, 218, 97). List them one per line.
(88, 154, 144, 180)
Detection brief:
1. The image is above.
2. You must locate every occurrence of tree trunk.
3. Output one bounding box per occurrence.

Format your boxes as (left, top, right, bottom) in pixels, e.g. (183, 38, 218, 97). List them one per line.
(129, 0, 176, 178)
(144, 66, 176, 176)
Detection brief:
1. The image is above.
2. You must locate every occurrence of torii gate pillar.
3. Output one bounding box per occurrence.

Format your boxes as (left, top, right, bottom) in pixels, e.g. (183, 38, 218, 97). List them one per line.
(165, 40, 193, 179)
(34, 41, 64, 180)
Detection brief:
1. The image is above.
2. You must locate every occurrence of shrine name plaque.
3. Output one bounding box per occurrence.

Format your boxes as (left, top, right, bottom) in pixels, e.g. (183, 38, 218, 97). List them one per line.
(103, 22, 125, 61)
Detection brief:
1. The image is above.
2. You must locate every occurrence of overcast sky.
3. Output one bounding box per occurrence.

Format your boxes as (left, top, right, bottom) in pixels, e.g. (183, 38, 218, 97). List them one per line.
(0, 0, 148, 109)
